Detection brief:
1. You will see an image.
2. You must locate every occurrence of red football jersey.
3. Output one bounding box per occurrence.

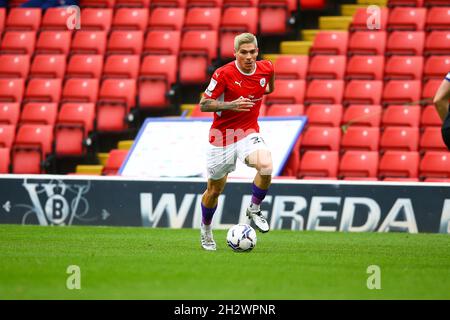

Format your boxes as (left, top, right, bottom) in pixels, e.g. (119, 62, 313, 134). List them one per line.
(203, 60, 274, 146)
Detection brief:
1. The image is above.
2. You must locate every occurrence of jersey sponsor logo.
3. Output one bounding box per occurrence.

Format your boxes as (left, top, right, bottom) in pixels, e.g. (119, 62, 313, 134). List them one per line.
(260, 78, 266, 87)
(234, 80, 242, 87)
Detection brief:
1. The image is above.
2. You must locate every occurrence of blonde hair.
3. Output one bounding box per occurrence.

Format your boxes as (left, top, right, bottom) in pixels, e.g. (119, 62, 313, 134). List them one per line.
(234, 33, 258, 52)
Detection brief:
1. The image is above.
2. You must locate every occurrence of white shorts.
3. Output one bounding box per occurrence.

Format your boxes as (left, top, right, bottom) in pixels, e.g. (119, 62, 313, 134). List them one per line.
(206, 133, 270, 180)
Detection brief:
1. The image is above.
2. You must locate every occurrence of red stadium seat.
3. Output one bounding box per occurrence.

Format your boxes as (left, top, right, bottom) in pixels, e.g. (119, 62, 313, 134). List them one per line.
(382, 105, 421, 127)
(423, 56, 450, 80)
(6, 8, 42, 31)
(179, 31, 218, 84)
(273, 55, 308, 80)
(340, 126, 380, 151)
(97, 79, 136, 131)
(55, 103, 95, 156)
(382, 80, 421, 106)
(0, 124, 16, 148)
(143, 30, 181, 56)
(380, 126, 419, 152)
(265, 104, 304, 117)
(386, 31, 425, 56)
(219, 7, 258, 59)
(419, 127, 448, 152)
(300, 126, 341, 151)
(305, 104, 342, 127)
(348, 31, 387, 56)
(265, 80, 305, 105)
(339, 151, 379, 179)
(25, 79, 62, 103)
(0, 79, 24, 103)
(345, 55, 385, 81)
(425, 7, 450, 31)
(148, 8, 185, 31)
(80, 8, 112, 32)
(350, 7, 389, 31)
(0, 55, 30, 78)
(103, 55, 140, 79)
(258, 0, 290, 34)
(35, 31, 72, 55)
(342, 105, 382, 128)
(20, 102, 58, 126)
(378, 151, 419, 179)
(421, 104, 442, 127)
(307, 55, 346, 80)
(422, 79, 442, 101)
(184, 7, 221, 31)
(424, 31, 450, 56)
(343, 80, 383, 106)
(71, 31, 107, 55)
(0, 31, 36, 54)
(62, 79, 99, 103)
(139, 55, 177, 108)
(384, 56, 424, 80)
(29, 54, 66, 79)
(98, 79, 136, 108)
(107, 31, 144, 55)
(304, 80, 344, 105)
(112, 8, 149, 31)
(102, 149, 129, 175)
(0, 148, 10, 173)
(298, 150, 339, 178)
(310, 31, 348, 56)
(12, 124, 54, 174)
(66, 54, 103, 79)
(420, 151, 450, 179)
(190, 104, 213, 118)
(41, 7, 72, 30)
(387, 7, 426, 31)
(0, 103, 20, 126)
(0, 8, 5, 33)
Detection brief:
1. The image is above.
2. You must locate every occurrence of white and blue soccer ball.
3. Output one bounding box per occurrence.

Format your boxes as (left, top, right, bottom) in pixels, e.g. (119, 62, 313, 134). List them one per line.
(226, 224, 257, 252)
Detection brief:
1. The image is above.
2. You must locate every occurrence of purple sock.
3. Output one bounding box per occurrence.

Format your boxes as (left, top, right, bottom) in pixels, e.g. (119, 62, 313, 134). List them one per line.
(201, 203, 217, 225)
(251, 183, 268, 205)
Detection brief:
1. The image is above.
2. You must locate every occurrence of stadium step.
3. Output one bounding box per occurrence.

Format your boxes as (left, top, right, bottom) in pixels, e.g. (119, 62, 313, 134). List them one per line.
(301, 29, 319, 42)
(97, 153, 109, 166)
(75, 165, 104, 175)
(340, 4, 367, 17)
(118, 140, 134, 150)
(356, 0, 387, 6)
(280, 41, 312, 55)
(262, 54, 281, 64)
(319, 16, 353, 30)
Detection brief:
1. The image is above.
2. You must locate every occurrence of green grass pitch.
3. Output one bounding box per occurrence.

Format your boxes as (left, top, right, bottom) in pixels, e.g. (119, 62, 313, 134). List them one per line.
(1, 224, 449, 300)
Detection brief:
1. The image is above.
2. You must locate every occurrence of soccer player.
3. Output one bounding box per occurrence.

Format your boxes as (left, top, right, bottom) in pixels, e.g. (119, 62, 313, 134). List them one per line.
(433, 71, 450, 150)
(198, 33, 275, 251)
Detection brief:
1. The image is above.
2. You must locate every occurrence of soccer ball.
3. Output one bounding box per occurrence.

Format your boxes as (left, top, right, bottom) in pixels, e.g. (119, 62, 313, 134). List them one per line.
(226, 224, 257, 252)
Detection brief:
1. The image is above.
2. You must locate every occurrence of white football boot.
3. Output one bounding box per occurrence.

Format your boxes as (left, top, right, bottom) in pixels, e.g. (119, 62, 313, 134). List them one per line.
(246, 208, 270, 233)
(200, 223, 216, 251)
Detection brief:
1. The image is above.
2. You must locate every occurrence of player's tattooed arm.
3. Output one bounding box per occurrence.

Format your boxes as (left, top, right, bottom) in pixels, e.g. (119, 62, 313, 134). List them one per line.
(433, 78, 450, 121)
(264, 74, 275, 95)
(199, 97, 254, 112)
